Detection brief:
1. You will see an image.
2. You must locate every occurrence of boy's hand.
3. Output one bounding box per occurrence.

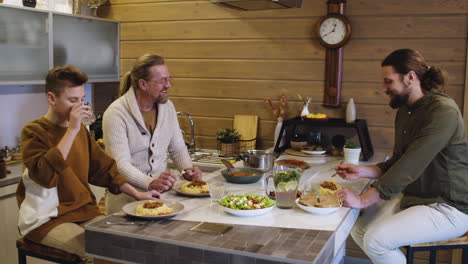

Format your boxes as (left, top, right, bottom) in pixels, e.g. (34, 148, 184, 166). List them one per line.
(149, 172, 177, 192)
(68, 103, 92, 131)
(135, 190, 160, 200)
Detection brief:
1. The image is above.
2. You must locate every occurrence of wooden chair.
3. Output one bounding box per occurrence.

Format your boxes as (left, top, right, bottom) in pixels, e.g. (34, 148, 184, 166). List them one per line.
(405, 233, 468, 264)
(16, 238, 83, 264)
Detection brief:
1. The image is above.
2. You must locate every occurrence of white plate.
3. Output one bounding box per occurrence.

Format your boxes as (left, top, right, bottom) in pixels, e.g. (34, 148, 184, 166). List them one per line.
(220, 204, 275, 217)
(122, 200, 184, 220)
(295, 198, 340, 215)
(173, 182, 210, 197)
(301, 150, 326, 155)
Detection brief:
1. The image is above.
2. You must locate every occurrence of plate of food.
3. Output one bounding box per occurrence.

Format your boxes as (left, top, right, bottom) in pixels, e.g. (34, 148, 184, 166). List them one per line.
(218, 194, 276, 217)
(173, 178, 210, 197)
(295, 180, 343, 215)
(275, 158, 310, 170)
(122, 200, 184, 219)
(296, 193, 341, 215)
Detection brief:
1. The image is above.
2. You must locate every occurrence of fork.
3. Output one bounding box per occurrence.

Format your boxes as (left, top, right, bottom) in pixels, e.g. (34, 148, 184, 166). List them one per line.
(331, 161, 344, 178)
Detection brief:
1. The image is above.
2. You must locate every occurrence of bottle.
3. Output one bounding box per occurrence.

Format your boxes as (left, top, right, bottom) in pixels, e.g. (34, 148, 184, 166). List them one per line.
(346, 98, 356, 123)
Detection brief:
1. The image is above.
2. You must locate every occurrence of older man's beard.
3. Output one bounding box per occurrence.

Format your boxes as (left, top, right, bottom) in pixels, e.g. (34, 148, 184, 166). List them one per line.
(156, 96, 168, 104)
(389, 93, 409, 109)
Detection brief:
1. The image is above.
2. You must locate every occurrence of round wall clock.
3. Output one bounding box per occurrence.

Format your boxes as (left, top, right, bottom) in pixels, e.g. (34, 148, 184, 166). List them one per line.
(317, 14, 351, 49)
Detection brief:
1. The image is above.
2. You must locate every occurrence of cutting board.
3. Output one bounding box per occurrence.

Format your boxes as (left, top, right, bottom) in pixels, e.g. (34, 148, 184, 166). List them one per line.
(233, 115, 258, 151)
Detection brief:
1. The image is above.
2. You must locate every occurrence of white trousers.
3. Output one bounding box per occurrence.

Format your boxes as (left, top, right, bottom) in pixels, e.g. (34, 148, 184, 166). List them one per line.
(351, 194, 468, 264)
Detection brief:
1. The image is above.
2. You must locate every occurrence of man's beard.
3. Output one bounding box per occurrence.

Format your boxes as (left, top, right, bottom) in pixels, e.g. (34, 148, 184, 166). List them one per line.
(389, 93, 409, 109)
(157, 96, 168, 104)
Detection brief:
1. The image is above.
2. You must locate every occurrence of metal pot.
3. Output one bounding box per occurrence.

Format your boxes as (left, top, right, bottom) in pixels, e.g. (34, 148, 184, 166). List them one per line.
(239, 150, 276, 172)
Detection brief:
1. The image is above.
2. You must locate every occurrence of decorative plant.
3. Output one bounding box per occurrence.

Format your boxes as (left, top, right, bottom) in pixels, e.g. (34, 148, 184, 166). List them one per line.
(297, 94, 312, 106)
(216, 128, 241, 143)
(264, 95, 288, 119)
(344, 138, 359, 149)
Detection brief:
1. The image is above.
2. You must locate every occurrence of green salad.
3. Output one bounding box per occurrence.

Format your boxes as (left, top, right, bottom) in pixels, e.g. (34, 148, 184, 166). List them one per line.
(219, 194, 276, 210)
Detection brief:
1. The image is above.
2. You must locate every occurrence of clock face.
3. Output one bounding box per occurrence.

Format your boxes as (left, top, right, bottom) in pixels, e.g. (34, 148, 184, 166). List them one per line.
(319, 17, 347, 45)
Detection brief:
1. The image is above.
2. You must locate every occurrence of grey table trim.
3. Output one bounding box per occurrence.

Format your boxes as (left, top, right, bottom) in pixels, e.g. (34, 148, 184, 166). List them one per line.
(86, 215, 336, 264)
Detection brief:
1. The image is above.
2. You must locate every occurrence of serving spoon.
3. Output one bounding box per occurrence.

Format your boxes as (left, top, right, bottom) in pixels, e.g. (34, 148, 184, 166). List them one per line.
(220, 158, 235, 175)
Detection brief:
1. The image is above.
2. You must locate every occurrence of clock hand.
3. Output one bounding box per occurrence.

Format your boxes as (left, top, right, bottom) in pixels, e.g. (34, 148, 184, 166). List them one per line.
(323, 29, 336, 38)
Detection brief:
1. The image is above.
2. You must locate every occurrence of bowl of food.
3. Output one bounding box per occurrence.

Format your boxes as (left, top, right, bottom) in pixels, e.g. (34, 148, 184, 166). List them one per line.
(221, 168, 264, 184)
(218, 194, 276, 217)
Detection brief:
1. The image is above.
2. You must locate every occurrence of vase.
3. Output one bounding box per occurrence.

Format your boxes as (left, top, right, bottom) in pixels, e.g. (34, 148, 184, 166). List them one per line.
(301, 103, 310, 117)
(273, 117, 287, 149)
(22, 0, 36, 7)
(346, 98, 356, 123)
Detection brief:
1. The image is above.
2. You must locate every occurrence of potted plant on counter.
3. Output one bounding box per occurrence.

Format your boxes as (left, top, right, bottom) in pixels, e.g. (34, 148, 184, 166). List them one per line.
(217, 128, 241, 157)
(343, 138, 361, 164)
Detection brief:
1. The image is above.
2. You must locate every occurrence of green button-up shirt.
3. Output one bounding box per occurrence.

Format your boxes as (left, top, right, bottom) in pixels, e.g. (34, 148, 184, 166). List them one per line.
(372, 90, 468, 214)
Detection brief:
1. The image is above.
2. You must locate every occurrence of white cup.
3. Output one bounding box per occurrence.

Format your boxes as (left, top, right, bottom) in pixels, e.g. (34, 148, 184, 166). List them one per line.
(344, 147, 361, 164)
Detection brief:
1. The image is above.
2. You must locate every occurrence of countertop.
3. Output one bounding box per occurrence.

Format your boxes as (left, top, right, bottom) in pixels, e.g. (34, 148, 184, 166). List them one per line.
(85, 153, 386, 264)
(0, 162, 22, 188)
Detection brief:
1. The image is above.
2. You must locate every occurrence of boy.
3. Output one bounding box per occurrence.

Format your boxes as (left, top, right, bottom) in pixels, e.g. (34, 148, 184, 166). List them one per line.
(16, 65, 160, 260)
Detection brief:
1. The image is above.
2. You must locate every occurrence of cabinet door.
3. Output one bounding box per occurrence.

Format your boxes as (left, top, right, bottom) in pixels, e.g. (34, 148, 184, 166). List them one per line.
(0, 6, 50, 84)
(53, 14, 119, 82)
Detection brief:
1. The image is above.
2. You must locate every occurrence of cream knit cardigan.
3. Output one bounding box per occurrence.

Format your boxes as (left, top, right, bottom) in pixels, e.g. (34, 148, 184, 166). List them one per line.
(102, 87, 192, 190)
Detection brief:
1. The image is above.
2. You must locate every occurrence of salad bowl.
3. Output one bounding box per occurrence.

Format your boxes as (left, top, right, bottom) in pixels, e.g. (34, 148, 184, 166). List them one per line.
(218, 194, 276, 217)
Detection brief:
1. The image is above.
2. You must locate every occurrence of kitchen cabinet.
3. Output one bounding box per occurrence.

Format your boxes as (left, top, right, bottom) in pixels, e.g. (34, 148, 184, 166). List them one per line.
(0, 4, 119, 85)
(0, 184, 21, 264)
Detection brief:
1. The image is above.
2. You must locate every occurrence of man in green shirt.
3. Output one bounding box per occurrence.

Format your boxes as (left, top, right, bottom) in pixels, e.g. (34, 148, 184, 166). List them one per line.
(335, 49, 468, 264)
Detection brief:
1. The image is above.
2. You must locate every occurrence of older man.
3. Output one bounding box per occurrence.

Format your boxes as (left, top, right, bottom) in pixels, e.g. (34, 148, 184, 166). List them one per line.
(103, 54, 202, 214)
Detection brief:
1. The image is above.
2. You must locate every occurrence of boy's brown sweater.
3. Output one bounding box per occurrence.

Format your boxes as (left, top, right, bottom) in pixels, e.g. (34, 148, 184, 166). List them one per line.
(17, 117, 127, 242)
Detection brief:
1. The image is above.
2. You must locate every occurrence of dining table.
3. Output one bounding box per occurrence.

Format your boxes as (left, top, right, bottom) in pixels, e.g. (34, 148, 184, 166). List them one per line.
(85, 152, 386, 264)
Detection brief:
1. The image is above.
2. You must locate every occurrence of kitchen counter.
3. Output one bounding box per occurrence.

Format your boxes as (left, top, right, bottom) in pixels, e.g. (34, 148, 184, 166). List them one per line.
(86, 153, 386, 264)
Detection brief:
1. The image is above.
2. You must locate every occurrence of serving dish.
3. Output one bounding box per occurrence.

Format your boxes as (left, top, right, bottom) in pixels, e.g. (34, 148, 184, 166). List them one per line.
(221, 168, 264, 184)
(301, 150, 326, 155)
(220, 205, 275, 217)
(295, 198, 340, 215)
(122, 200, 184, 220)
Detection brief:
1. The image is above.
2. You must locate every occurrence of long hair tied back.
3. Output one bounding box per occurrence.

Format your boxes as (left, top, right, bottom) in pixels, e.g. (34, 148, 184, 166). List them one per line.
(381, 49, 446, 92)
(119, 54, 165, 97)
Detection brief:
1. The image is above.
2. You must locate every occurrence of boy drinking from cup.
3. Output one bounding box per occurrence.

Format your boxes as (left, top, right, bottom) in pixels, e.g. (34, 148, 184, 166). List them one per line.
(16, 65, 160, 261)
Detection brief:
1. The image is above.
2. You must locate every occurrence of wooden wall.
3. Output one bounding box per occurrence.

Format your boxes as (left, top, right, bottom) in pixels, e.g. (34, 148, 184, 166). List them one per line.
(101, 0, 467, 153)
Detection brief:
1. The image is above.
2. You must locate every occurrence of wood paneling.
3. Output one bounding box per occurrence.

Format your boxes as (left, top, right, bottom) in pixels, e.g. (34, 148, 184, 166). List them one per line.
(120, 16, 467, 40)
(121, 59, 466, 85)
(122, 39, 465, 61)
(108, 0, 468, 20)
